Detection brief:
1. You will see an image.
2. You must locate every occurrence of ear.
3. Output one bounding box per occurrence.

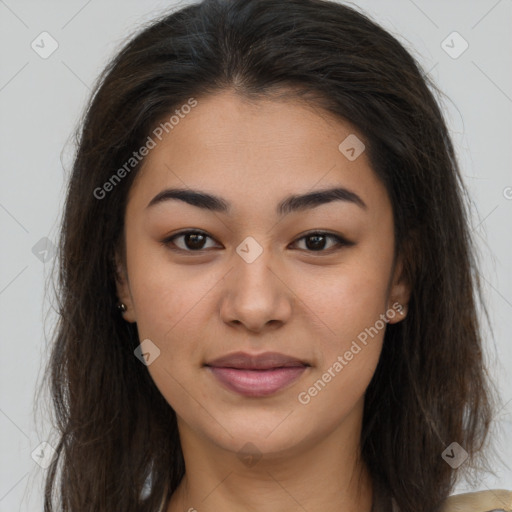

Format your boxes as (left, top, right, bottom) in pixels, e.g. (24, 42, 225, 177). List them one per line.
(114, 250, 137, 323)
(386, 254, 411, 324)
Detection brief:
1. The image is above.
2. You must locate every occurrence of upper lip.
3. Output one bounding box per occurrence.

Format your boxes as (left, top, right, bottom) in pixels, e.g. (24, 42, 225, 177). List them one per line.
(205, 351, 310, 370)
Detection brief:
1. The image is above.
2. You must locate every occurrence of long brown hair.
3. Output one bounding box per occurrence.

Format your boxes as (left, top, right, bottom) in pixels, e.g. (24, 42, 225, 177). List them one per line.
(40, 0, 498, 510)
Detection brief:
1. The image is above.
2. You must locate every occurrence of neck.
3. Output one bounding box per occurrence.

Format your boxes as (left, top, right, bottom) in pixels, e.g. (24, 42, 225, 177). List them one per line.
(167, 400, 373, 512)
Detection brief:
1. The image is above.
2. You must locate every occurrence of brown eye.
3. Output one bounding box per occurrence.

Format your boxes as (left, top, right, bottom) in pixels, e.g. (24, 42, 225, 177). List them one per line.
(162, 230, 353, 254)
(291, 232, 353, 253)
(162, 230, 218, 252)
(303, 233, 331, 251)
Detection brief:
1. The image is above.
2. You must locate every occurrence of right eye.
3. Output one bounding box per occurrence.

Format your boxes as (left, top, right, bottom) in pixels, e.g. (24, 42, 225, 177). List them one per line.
(161, 230, 221, 253)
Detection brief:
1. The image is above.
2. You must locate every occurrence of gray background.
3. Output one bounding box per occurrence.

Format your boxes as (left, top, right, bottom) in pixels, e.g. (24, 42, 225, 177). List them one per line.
(0, 0, 510, 509)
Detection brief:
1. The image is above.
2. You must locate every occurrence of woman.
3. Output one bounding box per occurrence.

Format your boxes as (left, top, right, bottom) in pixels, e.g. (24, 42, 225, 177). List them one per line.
(42, 0, 511, 511)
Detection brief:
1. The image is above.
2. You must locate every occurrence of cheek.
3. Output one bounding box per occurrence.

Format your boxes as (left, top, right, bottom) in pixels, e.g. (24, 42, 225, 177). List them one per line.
(306, 256, 392, 343)
(125, 233, 194, 329)
(126, 255, 210, 412)
(294, 260, 390, 423)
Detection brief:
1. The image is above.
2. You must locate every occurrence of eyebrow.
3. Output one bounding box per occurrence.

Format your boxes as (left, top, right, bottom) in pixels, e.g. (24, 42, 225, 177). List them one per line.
(146, 186, 367, 215)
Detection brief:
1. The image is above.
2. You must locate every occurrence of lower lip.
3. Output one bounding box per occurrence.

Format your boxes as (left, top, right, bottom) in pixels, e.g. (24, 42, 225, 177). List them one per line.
(207, 366, 308, 397)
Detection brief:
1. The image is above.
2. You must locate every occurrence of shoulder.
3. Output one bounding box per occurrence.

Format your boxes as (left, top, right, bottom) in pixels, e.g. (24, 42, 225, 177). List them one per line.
(440, 489, 512, 512)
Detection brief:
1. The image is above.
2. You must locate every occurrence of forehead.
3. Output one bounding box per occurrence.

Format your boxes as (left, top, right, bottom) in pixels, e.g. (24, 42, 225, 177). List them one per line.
(127, 89, 390, 217)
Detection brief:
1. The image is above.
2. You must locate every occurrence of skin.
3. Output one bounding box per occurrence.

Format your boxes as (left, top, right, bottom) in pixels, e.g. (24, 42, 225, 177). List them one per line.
(115, 89, 410, 512)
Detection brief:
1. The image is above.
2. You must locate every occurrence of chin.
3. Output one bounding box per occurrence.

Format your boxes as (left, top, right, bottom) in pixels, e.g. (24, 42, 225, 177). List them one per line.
(182, 407, 316, 458)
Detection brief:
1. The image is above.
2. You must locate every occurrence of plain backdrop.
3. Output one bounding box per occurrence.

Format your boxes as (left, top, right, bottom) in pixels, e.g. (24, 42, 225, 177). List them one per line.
(0, 0, 511, 509)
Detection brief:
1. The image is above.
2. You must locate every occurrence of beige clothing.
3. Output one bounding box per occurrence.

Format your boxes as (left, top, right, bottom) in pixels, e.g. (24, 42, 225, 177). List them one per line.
(157, 488, 512, 511)
(440, 489, 512, 512)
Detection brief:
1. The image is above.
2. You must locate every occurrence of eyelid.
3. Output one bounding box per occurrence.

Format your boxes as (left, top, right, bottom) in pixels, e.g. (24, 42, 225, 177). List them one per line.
(161, 229, 354, 253)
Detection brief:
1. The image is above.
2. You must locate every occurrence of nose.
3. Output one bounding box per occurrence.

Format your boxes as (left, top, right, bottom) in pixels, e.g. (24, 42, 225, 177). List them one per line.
(219, 242, 293, 334)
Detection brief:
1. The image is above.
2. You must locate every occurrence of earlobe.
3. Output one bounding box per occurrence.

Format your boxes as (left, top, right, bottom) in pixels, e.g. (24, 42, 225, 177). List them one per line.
(114, 251, 137, 323)
(387, 256, 411, 324)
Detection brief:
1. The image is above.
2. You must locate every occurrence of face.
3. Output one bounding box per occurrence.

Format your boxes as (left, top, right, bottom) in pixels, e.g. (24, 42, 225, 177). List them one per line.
(116, 89, 410, 459)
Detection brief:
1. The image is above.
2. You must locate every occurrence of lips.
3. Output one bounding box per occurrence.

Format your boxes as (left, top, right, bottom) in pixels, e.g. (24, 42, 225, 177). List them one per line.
(204, 352, 310, 397)
(205, 351, 309, 370)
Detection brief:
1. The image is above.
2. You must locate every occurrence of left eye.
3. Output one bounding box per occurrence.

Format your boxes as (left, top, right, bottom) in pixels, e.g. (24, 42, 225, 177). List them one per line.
(291, 232, 350, 252)
(162, 230, 351, 253)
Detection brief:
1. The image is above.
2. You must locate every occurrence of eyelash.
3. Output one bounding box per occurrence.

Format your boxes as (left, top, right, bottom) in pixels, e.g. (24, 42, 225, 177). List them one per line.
(161, 230, 353, 254)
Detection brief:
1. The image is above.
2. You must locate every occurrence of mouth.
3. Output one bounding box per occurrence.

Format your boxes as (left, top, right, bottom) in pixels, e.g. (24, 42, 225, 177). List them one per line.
(204, 352, 310, 397)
